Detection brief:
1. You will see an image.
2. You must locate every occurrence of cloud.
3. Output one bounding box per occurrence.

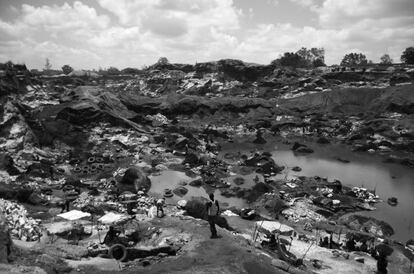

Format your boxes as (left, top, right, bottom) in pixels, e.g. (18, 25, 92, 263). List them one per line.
(316, 0, 414, 27)
(0, 0, 413, 68)
(266, 0, 280, 7)
(89, 27, 140, 48)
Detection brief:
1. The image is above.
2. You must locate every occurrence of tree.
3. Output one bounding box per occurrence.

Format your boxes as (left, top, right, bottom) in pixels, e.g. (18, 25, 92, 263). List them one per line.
(157, 57, 169, 65)
(380, 54, 393, 65)
(121, 67, 141, 74)
(271, 52, 307, 68)
(30, 69, 41, 75)
(313, 58, 326, 67)
(272, 47, 325, 68)
(401, 47, 414, 64)
(340, 53, 368, 67)
(61, 64, 74, 75)
(44, 58, 52, 71)
(106, 66, 120, 75)
(297, 47, 326, 67)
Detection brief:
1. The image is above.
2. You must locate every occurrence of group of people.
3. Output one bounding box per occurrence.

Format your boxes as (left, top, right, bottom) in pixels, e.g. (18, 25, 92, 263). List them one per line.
(319, 233, 389, 273)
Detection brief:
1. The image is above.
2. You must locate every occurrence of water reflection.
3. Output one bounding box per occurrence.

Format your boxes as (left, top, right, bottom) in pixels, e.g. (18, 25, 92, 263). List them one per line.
(273, 149, 414, 242)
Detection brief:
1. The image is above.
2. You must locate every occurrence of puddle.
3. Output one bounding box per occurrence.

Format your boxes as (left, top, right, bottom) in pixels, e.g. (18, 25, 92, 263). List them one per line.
(149, 170, 257, 209)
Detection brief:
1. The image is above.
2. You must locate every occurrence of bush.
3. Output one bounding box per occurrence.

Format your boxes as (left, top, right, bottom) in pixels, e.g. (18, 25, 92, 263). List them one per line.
(401, 47, 414, 64)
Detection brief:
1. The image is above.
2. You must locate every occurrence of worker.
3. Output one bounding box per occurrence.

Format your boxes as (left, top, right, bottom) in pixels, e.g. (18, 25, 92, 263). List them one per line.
(206, 193, 220, 239)
(104, 225, 120, 246)
(156, 198, 165, 218)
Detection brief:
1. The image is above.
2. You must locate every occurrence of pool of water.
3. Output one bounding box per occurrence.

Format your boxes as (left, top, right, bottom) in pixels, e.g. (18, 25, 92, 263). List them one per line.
(150, 140, 414, 242)
(149, 170, 254, 208)
(270, 143, 414, 243)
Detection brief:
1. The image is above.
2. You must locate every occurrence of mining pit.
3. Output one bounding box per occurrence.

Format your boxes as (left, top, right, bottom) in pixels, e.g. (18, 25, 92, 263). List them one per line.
(1, 60, 414, 273)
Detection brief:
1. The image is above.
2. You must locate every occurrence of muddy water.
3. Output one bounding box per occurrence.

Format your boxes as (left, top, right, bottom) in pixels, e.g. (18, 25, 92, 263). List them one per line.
(271, 143, 414, 243)
(149, 170, 254, 208)
(150, 140, 414, 242)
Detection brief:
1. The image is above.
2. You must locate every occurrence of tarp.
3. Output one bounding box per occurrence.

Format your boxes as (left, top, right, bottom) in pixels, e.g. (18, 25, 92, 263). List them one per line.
(98, 212, 129, 224)
(256, 221, 294, 235)
(57, 210, 91, 221)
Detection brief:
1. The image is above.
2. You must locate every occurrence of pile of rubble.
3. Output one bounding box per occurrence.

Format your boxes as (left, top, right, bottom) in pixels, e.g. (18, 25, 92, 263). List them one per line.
(0, 198, 42, 241)
(350, 187, 380, 203)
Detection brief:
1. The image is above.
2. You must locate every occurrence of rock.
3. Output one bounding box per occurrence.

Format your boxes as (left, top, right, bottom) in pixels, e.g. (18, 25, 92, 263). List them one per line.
(339, 214, 394, 237)
(291, 142, 314, 153)
(189, 179, 203, 187)
(0, 211, 12, 263)
(28, 192, 46, 205)
(317, 136, 330, 144)
(292, 166, 302, 172)
(185, 197, 232, 230)
(36, 254, 58, 265)
(336, 157, 350, 163)
(0, 264, 47, 274)
(217, 59, 273, 82)
(240, 208, 256, 220)
(0, 199, 42, 241)
(182, 152, 199, 167)
(233, 177, 245, 185)
(173, 186, 188, 197)
(245, 152, 284, 174)
(354, 257, 365, 263)
(246, 183, 272, 202)
(295, 146, 314, 153)
(44, 221, 74, 236)
(0, 153, 21, 175)
(119, 167, 151, 193)
(177, 200, 187, 209)
(387, 197, 398, 206)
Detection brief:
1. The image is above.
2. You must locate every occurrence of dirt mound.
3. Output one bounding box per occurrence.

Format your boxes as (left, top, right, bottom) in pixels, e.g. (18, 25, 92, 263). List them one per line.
(339, 214, 394, 237)
(281, 84, 414, 115)
(121, 92, 276, 117)
(119, 167, 151, 193)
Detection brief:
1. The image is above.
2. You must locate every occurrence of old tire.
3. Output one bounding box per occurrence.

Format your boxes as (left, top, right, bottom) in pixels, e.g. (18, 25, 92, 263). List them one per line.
(109, 244, 127, 261)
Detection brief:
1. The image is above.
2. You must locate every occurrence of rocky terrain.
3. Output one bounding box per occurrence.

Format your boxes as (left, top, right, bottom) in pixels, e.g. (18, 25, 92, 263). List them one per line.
(1, 60, 414, 273)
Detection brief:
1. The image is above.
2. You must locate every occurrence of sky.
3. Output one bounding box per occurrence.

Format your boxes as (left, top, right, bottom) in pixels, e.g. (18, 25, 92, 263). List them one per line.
(0, 0, 413, 70)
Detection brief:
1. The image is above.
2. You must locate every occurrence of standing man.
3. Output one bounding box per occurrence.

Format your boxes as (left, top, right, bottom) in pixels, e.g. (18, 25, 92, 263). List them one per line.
(206, 193, 220, 239)
(156, 198, 165, 218)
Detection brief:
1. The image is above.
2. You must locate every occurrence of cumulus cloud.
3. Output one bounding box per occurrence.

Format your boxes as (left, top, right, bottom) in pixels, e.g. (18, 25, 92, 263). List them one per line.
(316, 0, 414, 26)
(0, 0, 413, 68)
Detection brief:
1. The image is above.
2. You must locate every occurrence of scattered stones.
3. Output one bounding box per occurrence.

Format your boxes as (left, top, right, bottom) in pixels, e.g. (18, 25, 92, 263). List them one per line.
(0, 199, 42, 241)
(387, 197, 398, 206)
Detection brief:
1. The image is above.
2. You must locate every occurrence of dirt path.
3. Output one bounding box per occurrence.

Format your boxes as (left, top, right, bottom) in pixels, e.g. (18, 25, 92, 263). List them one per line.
(69, 216, 286, 274)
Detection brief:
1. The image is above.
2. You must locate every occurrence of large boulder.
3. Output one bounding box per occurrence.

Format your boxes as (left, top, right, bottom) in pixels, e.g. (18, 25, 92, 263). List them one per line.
(119, 167, 151, 193)
(54, 87, 142, 131)
(185, 197, 232, 230)
(217, 59, 274, 82)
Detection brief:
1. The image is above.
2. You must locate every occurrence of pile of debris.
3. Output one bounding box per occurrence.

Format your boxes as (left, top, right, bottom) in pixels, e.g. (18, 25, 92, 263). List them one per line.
(0, 198, 42, 241)
(350, 187, 380, 203)
(146, 113, 170, 127)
